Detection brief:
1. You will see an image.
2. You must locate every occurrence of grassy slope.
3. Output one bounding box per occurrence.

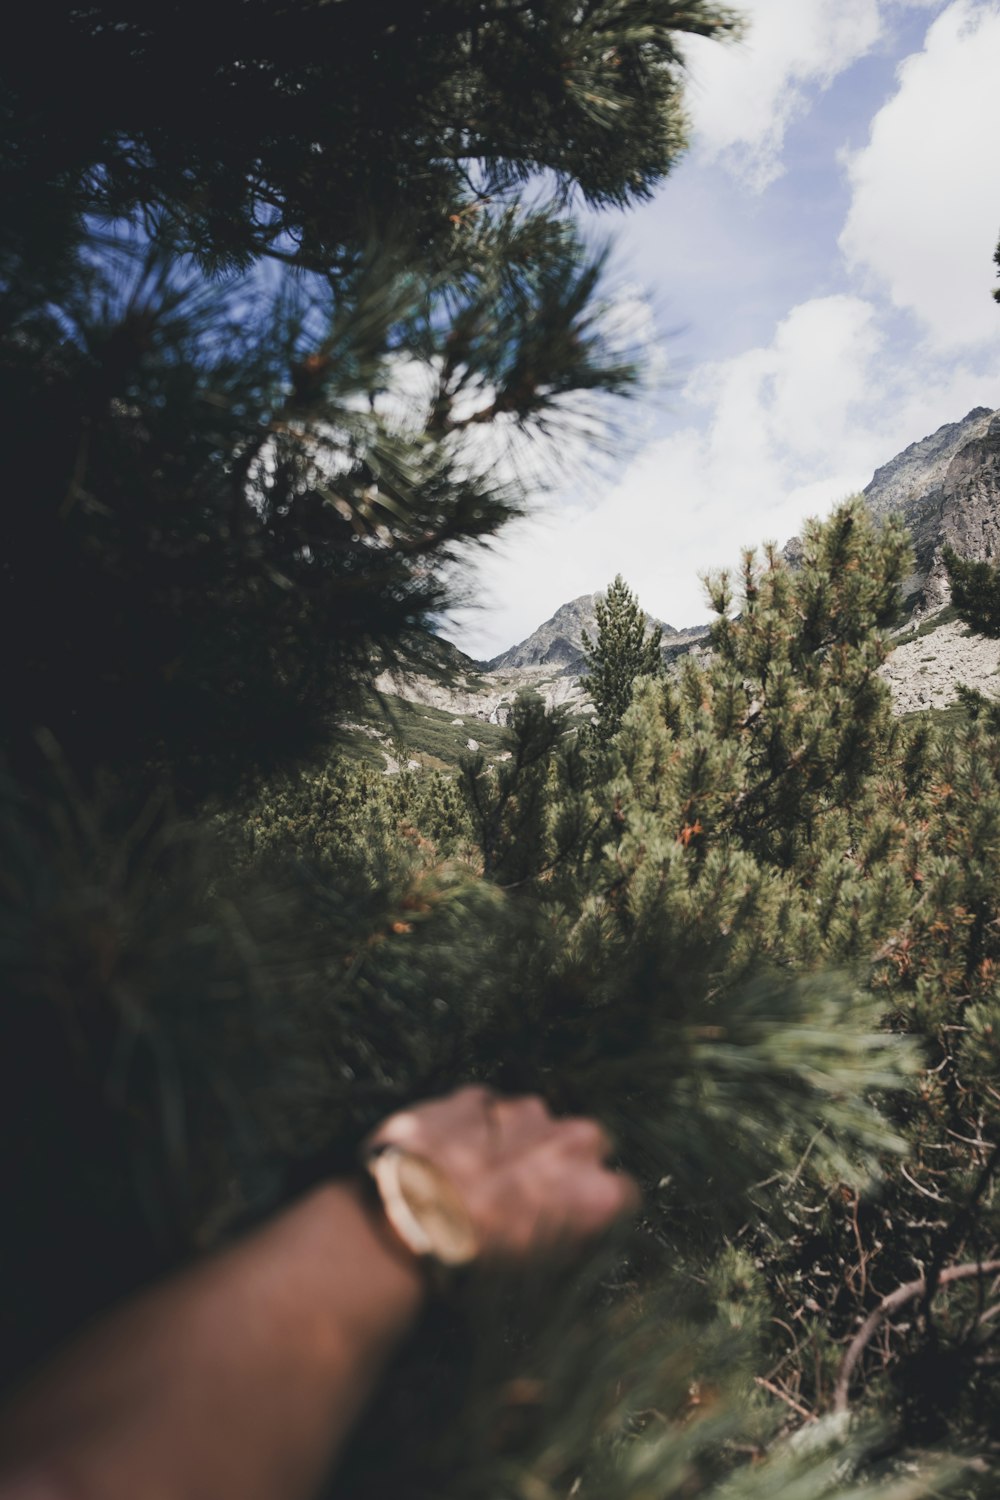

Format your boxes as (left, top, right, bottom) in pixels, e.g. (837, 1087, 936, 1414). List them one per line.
(339, 691, 513, 772)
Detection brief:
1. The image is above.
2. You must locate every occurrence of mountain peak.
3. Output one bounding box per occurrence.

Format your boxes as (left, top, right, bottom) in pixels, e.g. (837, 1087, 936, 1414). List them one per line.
(485, 591, 686, 673)
(486, 594, 605, 672)
(863, 407, 995, 521)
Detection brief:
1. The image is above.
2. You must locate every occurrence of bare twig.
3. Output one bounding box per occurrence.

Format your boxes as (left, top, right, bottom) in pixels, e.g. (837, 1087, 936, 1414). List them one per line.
(833, 1258, 1000, 1414)
(900, 1161, 948, 1203)
(754, 1376, 818, 1423)
(923, 1139, 1000, 1320)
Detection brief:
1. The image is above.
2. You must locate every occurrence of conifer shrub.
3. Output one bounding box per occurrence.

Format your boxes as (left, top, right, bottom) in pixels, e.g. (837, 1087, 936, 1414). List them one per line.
(4, 5, 1000, 1498)
(8, 500, 1000, 1498)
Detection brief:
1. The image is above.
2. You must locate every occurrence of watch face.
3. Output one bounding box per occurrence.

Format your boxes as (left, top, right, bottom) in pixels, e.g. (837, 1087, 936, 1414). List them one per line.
(374, 1149, 479, 1266)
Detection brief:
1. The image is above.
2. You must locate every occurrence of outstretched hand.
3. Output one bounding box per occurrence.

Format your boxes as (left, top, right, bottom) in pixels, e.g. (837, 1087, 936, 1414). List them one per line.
(0, 1088, 639, 1500)
(365, 1086, 640, 1264)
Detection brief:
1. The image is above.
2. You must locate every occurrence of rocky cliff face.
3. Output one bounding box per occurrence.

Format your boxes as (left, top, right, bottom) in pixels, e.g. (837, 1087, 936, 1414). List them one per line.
(782, 406, 1000, 616)
(782, 407, 1000, 593)
(373, 659, 590, 729)
(862, 408, 994, 523)
(912, 410, 1000, 611)
(783, 406, 1000, 715)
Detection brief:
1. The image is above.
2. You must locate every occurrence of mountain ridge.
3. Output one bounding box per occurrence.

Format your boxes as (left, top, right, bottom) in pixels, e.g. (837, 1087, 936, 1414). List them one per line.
(494, 407, 1000, 669)
(360, 404, 1000, 767)
(484, 593, 706, 674)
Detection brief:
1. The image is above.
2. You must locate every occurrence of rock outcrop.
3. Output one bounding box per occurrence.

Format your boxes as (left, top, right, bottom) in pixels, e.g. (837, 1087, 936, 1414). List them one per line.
(485, 594, 606, 672)
(863, 408, 994, 524)
(373, 662, 592, 727)
(823, 407, 1000, 617)
(783, 408, 1000, 604)
(912, 410, 1000, 612)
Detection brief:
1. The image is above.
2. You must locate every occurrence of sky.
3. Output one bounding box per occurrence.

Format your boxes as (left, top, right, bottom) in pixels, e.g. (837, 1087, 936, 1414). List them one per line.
(445, 0, 1000, 661)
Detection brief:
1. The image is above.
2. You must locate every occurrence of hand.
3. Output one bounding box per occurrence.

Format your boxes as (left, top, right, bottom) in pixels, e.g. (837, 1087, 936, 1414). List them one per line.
(364, 1086, 639, 1264)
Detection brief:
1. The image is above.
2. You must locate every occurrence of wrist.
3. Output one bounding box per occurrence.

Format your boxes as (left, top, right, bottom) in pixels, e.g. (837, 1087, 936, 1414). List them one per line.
(308, 1179, 428, 1334)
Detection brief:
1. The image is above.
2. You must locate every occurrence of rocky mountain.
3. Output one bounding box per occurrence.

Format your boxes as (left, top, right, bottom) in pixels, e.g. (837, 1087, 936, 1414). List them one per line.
(897, 407, 1000, 612)
(357, 404, 1000, 766)
(785, 406, 1000, 613)
(486, 593, 705, 673)
(485, 593, 606, 671)
(863, 407, 995, 523)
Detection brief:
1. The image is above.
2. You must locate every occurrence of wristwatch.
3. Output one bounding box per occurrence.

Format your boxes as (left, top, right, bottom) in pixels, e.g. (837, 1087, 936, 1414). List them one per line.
(365, 1144, 479, 1268)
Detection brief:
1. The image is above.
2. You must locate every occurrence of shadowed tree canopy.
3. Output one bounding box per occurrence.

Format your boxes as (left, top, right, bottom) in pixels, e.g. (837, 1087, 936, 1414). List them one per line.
(1, 1, 736, 286)
(0, 0, 736, 798)
(19, 11, 1000, 1499)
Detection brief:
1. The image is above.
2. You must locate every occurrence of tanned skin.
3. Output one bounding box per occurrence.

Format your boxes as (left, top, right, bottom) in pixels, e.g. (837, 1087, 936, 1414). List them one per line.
(0, 1088, 638, 1500)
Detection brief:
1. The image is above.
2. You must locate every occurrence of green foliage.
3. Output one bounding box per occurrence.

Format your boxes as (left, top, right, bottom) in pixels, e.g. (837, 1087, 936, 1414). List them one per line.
(1, 0, 739, 797)
(437, 502, 1000, 1470)
(8, 499, 1000, 1498)
(463, 507, 917, 1197)
(891, 604, 960, 647)
(1, 220, 644, 796)
(942, 546, 1000, 636)
(582, 573, 665, 739)
(699, 507, 909, 867)
(241, 755, 474, 871)
(5, 6, 1000, 1498)
(460, 691, 590, 882)
(1, 2, 738, 281)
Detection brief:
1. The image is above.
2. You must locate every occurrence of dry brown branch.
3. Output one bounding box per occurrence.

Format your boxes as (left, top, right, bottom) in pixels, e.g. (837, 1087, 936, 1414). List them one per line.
(833, 1258, 1000, 1414)
(900, 1161, 948, 1203)
(754, 1376, 818, 1423)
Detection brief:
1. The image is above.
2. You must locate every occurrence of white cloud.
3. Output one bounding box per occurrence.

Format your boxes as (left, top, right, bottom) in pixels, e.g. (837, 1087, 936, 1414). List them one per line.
(442, 2, 1000, 660)
(683, 0, 941, 190)
(447, 295, 1000, 659)
(839, 0, 1000, 348)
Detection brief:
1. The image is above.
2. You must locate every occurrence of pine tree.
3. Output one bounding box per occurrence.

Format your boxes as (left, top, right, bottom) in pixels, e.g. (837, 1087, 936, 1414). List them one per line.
(449, 503, 1000, 1469)
(0, 0, 742, 1405)
(942, 545, 1000, 634)
(1, 2, 739, 285)
(5, 7, 1000, 1498)
(5, 489, 996, 1495)
(581, 574, 665, 739)
(1, 1, 738, 797)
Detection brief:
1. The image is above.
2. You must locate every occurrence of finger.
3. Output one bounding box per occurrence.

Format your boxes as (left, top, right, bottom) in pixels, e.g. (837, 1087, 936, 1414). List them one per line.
(551, 1116, 614, 1161)
(489, 1095, 556, 1153)
(366, 1085, 497, 1153)
(445, 1084, 499, 1113)
(523, 1137, 638, 1226)
(571, 1167, 641, 1237)
(497, 1166, 640, 1261)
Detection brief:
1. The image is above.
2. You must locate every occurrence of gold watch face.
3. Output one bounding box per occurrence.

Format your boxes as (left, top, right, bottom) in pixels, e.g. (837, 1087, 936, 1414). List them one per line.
(371, 1148, 479, 1267)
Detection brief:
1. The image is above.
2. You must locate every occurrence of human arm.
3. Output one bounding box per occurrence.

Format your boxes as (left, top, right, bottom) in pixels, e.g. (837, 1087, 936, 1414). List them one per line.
(0, 1088, 638, 1500)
